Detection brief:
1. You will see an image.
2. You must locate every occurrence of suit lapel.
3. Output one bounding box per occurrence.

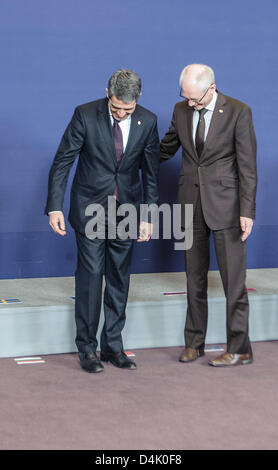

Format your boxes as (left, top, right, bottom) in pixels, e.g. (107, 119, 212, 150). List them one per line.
(183, 103, 199, 163)
(97, 99, 143, 169)
(97, 98, 117, 168)
(121, 105, 142, 161)
(200, 92, 227, 162)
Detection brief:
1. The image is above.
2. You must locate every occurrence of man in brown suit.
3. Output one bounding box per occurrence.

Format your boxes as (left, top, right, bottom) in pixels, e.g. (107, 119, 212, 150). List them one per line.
(160, 64, 257, 366)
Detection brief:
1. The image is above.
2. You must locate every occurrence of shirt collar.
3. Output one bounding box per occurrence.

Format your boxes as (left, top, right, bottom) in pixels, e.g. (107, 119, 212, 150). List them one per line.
(205, 90, 218, 112)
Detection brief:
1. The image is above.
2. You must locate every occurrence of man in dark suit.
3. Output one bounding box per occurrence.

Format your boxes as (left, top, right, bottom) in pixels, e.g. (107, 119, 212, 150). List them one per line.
(160, 64, 257, 367)
(46, 69, 160, 373)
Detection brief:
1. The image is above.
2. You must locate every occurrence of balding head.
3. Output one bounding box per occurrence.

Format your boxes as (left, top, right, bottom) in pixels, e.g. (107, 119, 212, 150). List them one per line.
(179, 64, 215, 91)
(179, 64, 216, 110)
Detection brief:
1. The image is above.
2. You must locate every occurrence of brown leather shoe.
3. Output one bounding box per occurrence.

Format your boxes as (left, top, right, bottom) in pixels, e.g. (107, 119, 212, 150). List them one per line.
(179, 347, 205, 363)
(208, 352, 253, 367)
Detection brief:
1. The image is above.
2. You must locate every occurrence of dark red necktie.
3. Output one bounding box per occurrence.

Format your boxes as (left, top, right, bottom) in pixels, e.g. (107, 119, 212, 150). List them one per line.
(113, 119, 124, 200)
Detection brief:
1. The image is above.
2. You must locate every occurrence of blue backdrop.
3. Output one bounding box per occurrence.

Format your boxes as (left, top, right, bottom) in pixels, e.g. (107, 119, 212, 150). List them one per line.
(0, 0, 277, 279)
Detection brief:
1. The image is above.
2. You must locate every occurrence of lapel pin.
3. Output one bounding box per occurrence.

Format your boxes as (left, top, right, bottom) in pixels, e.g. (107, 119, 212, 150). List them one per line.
(219, 109, 224, 113)
(137, 121, 141, 125)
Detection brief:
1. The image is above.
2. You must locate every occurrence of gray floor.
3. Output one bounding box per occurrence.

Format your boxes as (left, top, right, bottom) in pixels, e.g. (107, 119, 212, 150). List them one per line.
(0, 270, 277, 450)
(0, 341, 278, 450)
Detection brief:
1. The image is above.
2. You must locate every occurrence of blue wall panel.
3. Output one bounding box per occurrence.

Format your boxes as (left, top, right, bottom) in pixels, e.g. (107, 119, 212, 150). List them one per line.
(0, 0, 277, 278)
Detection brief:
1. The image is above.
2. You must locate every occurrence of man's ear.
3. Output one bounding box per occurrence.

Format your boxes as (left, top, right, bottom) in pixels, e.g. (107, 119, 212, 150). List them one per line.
(105, 88, 109, 99)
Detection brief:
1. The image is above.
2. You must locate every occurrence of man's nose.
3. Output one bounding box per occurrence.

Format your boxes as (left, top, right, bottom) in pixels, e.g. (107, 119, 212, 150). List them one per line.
(117, 109, 126, 118)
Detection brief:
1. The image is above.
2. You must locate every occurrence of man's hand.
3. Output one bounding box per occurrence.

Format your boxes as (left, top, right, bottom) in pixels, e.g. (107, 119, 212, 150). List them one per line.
(137, 221, 153, 242)
(49, 211, 67, 236)
(240, 216, 253, 242)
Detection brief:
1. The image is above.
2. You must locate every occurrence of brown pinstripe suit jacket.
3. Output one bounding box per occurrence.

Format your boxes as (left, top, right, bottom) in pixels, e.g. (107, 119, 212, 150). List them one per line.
(160, 92, 257, 230)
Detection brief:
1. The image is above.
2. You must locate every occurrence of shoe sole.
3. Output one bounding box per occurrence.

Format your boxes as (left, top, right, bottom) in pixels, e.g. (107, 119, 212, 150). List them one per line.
(80, 366, 104, 373)
(208, 358, 253, 367)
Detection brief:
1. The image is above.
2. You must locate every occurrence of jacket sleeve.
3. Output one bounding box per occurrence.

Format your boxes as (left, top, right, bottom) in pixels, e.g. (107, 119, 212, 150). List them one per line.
(141, 116, 160, 206)
(44, 107, 86, 214)
(235, 105, 257, 219)
(160, 106, 181, 163)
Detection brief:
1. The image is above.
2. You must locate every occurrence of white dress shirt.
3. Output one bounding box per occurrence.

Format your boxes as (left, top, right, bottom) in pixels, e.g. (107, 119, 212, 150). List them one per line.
(192, 91, 218, 143)
(108, 104, 131, 151)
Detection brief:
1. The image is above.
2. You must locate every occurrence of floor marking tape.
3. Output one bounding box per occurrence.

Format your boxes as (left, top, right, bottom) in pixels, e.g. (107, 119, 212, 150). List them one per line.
(162, 291, 187, 296)
(15, 360, 45, 364)
(125, 351, 136, 357)
(14, 357, 43, 361)
(0, 299, 22, 304)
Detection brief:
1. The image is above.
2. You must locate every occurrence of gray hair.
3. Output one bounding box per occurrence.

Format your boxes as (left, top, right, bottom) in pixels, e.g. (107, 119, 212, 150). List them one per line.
(107, 69, 142, 103)
(179, 64, 215, 91)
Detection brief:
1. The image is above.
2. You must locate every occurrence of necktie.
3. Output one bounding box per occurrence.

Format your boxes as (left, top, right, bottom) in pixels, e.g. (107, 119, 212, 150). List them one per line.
(195, 108, 208, 157)
(113, 119, 124, 164)
(113, 119, 124, 200)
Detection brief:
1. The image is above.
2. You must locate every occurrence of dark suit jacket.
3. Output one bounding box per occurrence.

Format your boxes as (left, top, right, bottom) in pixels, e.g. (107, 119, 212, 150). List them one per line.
(160, 92, 257, 230)
(45, 98, 160, 231)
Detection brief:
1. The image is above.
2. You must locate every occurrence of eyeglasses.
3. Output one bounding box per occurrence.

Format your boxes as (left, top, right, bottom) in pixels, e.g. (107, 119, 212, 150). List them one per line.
(179, 86, 211, 104)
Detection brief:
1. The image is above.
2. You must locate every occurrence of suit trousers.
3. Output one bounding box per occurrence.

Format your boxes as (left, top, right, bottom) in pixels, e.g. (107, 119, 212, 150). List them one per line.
(74, 209, 134, 354)
(184, 193, 252, 354)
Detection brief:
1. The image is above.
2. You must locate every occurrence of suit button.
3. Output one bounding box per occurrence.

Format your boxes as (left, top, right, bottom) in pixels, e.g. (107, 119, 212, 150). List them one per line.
(194, 183, 199, 187)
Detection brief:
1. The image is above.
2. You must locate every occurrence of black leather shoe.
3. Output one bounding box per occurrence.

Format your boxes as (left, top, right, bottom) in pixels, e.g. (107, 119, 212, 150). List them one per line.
(78, 352, 104, 373)
(100, 351, 136, 369)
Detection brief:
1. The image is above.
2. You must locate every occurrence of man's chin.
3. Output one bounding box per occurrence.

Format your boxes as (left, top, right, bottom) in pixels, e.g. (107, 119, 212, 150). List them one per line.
(113, 116, 128, 122)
